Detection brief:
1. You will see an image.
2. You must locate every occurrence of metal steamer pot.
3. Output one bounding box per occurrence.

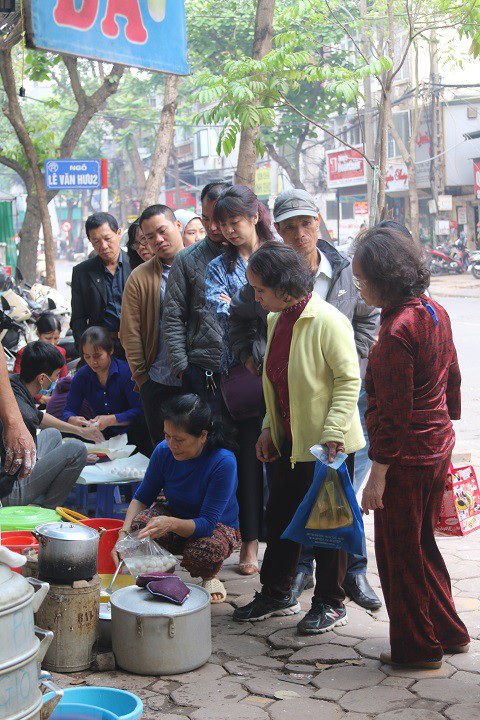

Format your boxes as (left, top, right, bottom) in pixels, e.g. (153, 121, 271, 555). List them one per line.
(34, 523, 99, 583)
(0, 560, 61, 720)
(110, 584, 211, 675)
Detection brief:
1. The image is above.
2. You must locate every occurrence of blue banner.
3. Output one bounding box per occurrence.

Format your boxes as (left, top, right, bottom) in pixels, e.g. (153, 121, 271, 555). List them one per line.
(45, 159, 102, 190)
(27, 0, 189, 76)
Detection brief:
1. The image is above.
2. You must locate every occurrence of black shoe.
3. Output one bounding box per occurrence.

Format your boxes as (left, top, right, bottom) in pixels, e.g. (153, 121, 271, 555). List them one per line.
(292, 571, 314, 600)
(297, 601, 347, 635)
(343, 574, 382, 611)
(233, 591, 301, 623)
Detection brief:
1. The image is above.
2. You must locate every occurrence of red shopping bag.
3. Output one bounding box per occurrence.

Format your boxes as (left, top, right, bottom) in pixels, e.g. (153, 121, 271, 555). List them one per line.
(436, 464, 480, 536)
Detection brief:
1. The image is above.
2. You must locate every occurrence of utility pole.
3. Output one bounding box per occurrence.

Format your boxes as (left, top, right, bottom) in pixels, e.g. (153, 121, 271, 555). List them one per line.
(360, 0, 375, 226)
(429, 29, 447, 239)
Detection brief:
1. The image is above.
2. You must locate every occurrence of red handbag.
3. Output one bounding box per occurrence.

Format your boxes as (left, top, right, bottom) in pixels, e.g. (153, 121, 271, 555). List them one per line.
(220, 364, 263, 421)
(436, 464, 480, 536)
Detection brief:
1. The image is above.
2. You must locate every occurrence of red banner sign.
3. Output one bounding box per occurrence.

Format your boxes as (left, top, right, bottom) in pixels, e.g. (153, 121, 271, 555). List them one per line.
(326, 148, 366, 188)
(474, 158, 480, 200)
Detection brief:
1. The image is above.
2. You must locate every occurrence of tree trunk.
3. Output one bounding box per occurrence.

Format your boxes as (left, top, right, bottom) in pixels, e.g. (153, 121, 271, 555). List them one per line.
(140, 74, 179, 210)
(126, 133, 146, 202)
(17, 190, 42, 283)
(235, 0, 275, 188)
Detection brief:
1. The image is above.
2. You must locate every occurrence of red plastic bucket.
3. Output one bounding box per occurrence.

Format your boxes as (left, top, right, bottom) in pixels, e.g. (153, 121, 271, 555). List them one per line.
(1, 531, 39, 573)
(82, 518, 123, 574)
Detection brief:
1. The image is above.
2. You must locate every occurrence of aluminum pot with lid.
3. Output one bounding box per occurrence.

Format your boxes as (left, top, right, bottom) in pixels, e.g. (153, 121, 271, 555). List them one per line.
(34, 522, 99, 583)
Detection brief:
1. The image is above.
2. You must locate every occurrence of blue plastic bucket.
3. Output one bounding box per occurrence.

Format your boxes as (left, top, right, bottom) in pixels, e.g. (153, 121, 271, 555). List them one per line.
(45, 688, 143, 720)
(50, 704, 119, 720)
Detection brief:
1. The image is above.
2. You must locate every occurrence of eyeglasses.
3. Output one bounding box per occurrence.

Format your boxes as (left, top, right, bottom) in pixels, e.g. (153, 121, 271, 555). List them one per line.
(132, 240, 149, 250)
(352, 275, 367, 290)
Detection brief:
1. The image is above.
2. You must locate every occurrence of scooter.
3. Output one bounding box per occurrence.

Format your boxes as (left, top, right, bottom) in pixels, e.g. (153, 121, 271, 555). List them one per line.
(469, 250, 480, 280)
(427, 245, 464, 275)
(0, 308, 27, 370)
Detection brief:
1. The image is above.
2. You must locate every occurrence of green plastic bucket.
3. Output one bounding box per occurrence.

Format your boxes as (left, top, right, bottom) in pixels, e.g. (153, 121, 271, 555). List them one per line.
(0, 506, 61, 532)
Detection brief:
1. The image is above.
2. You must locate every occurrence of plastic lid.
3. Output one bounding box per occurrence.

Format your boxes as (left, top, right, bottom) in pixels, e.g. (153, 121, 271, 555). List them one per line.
(0, 506, 61, 532)
(110, 583, 210, 616)
(34, 522, 99, 541)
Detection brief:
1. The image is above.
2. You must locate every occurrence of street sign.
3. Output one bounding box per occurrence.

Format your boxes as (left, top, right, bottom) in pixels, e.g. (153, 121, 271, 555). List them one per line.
(61, 220, 72, 233)
(45, 160, 102, 190)
(25, 0, 189, 76)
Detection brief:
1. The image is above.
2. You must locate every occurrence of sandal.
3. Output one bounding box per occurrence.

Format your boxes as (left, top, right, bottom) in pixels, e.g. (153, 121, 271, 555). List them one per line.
(238, 561, 259, 576)
(202, 577, 227, 604)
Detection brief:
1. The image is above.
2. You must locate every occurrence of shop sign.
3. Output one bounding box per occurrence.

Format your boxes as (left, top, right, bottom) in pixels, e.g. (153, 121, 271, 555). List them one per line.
(354, 202, 368, 215)
(415, 120, 432, 189)
(385, 163, 408, 193)
(474, 158, 480, 200)
(438, 194, 453, 211)
(457, 206, 467, 225)
(255, 165, 272, 199)
(45, 159, 101, 190)
(165, 187, 196, 210)
(25, 0, 189, 76)
(326, 148, 366, 188)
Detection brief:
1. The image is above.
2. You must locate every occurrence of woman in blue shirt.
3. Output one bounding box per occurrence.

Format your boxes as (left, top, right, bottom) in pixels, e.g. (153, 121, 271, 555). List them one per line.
(204, 185, 273, 577)
(113, 394, 240, 603)
(63, 327, 151, 456)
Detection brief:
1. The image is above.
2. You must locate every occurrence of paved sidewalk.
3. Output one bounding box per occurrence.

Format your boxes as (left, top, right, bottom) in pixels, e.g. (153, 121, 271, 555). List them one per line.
(430, 274, 480, 298)
(52, 515, 480, 720)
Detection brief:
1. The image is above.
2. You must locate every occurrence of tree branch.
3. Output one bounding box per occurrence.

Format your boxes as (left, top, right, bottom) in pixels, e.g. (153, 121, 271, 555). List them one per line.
(0, 153, 28, 182)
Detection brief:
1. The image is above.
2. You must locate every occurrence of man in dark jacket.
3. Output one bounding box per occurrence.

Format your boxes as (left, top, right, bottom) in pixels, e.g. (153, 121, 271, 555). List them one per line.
(163, 181, 231, 416)
(70, 212, 131, 353)
(229, 188, 381, 613)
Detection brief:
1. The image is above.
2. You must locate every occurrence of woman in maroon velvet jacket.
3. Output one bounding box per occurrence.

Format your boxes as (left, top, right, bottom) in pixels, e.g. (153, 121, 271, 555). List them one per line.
(352, 223, 470, 671)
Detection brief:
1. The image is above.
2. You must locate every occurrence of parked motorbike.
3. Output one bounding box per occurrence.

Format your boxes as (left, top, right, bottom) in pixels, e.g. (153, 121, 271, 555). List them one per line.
(469, 250, 480, 280)
(0, 308, 27, 369)
(427, 245, 465, 275)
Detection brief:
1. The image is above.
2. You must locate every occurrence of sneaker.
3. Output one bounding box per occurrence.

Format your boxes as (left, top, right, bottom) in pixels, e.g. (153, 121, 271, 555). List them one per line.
(297, 601, 347, 635)
(233, 591, 301, 623)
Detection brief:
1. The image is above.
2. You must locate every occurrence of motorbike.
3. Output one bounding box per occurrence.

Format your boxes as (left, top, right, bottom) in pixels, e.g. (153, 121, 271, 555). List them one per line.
(427, 245, 465, 275)
(0, 308, 28, 370)
(469, 250, 480, 280)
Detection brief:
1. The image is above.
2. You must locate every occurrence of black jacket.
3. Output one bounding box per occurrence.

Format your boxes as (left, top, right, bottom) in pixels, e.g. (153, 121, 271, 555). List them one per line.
(0, 375, 42, 499)
(229, 239, 379, 371)
(70, 250, 131, 347)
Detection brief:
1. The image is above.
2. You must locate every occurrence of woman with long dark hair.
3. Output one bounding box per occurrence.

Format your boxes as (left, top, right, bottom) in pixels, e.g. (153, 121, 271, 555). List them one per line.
(112, 394, 240, 603)
(126, 220, 153, 269)
(205, 185, 273, 575)
(353, 225, 470, 669)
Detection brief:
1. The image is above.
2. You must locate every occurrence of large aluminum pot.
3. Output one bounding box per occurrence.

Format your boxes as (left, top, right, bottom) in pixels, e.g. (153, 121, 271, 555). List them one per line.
(110, 584, 211, 675)
(34, 523, 99, 583)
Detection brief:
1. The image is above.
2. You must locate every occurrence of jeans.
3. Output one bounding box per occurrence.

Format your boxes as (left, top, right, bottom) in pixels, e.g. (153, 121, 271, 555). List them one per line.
(298, 384, 370, 580)
(3, 429, 87, 509)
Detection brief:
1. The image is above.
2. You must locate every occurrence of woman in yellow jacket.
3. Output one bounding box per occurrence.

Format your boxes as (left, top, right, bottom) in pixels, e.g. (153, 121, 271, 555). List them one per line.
(233, 243, 365, 635)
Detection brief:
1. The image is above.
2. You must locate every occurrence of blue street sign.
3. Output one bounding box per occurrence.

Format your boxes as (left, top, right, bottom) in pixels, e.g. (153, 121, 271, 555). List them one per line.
(45, 160, 102, 190)
(26, 0, 189, 76)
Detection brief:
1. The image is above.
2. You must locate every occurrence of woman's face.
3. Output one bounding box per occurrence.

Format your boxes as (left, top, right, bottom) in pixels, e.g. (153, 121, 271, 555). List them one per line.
(37, 329, 60, 345)
(82, 342, 112, 375)
(134, 226, 153, 262)
(219, 213, 258, 248)
(183, 218, 206, 247)
(246, 268, 290, 312)
(164, 420, 207, 461)
(351, 257, 381, 308)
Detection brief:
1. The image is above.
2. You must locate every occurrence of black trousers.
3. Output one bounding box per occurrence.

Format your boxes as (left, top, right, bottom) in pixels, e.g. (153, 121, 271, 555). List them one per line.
(181, 362, 223, 420)
(139, 379, 183, 449)
(260, 451, 348, 607)
(235, 416, 264, 543)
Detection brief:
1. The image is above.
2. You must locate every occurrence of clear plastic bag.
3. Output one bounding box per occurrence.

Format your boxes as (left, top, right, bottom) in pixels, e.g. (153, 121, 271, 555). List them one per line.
(115, 530, 176, 576)
(305, 467, 353, 530)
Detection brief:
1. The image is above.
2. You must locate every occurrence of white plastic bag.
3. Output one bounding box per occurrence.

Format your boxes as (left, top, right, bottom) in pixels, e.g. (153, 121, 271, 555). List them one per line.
(115, 530, 176, 576)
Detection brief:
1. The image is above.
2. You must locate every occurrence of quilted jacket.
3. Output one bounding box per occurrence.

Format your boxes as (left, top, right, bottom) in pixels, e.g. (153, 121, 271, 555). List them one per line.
(163, 237, 225, 376)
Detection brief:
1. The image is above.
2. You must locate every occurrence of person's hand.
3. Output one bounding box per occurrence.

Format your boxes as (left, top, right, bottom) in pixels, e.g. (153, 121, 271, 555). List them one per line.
(244, 356, 261, 377)
(90, 415, 115, 432)
(138, 515, 173, 540)
(219, 293, 231, 305)
(255, 429, 279, 463)
(325, 441, 346, 464)
(3, 421, 36, 479)
(68, 416, 90, 428)
(79, 426, 105, 444)
(111, 546, 122, 568)
(361, 464, 388, 515)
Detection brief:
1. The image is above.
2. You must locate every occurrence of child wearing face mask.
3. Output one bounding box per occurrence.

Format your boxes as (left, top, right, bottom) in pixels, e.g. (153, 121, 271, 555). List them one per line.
(14, 313, 67, 405)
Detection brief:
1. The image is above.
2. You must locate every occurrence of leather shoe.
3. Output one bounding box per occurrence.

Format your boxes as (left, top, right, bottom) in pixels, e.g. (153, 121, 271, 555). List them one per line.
(343, 574, 382, 610)
(292, 571, 314, 600)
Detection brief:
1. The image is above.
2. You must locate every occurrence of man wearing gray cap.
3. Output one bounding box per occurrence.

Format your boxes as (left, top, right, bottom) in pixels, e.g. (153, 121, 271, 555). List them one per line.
(229, 188, 381, 619)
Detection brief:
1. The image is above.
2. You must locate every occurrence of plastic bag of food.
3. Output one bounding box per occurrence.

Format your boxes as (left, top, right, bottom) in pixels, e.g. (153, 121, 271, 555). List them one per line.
(281, 445, 364, 555)
(114, 530, 176, 576)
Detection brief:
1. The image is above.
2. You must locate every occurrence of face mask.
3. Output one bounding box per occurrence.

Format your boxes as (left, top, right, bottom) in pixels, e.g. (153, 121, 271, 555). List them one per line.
(41, 376, 57, 395)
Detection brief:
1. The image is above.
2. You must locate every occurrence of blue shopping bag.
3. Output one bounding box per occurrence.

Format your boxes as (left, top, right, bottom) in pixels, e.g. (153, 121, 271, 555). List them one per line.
(281, 445, 364, 555)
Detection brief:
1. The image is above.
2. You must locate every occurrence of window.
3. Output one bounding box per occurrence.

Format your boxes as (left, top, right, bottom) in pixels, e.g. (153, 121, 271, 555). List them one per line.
(341, 202, 354, 220)
(194, 130, 209, 159)
(387, 111, 410, 158)
(394, 29, 409, 81)
(326, 201, 338, 220)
